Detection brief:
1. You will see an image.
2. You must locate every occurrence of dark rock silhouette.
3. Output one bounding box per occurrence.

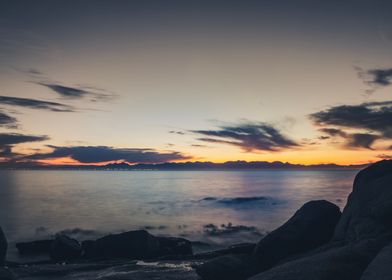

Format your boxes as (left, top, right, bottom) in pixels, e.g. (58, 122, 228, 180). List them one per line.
(248, 160, 392, 280)
(50, 234, 82, 261)
(86, 230, 160, 259)
(249, 238, 386, 280)
(196, 200, 341, 280)
(16, 240, 52, 255)
(361, 241, 392, 280)
(333, 160, 392, 242)
(0, 227, 7, 266)
(253, 200, 341, 267)
(157, 236, 193, 256)
(195, 254, 260, 280)
(0, 268, 15, 280)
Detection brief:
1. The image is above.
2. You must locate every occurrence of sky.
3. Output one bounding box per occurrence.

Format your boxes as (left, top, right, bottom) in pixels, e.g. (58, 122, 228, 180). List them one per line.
(0, 0, 391, 166)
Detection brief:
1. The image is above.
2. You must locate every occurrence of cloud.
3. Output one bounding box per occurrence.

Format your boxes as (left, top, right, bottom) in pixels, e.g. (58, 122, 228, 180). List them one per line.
(311, 101, 392, 149)
(37, 83, 115, 101)
(0, 96, 74, 112)
(0, 111, 18, 128)
(357, 67, 392, 94)
(0, 133, 49, 159)
(169, 130, 185, 135)
(23, 145, 190, 164)
(0, 133, 49, 146)
(192, 122, 299, 152)
(377, 154, 392, 160)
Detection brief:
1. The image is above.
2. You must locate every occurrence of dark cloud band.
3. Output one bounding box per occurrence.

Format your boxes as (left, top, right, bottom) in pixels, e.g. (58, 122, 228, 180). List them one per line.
(0, 96, 74, 112)
(22, 145, 190, 164)
(192, 122, 299, 152)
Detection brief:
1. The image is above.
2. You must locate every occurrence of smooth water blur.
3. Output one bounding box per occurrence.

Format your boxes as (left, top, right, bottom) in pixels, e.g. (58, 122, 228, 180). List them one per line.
(0, 170, 357, 254)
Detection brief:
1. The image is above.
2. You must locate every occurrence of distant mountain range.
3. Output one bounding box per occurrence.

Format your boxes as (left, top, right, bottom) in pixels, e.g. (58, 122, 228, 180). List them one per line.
(1, 161, 369, 170)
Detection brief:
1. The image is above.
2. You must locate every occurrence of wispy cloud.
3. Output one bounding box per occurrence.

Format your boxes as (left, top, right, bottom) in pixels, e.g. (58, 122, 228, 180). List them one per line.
(37, 82, 116, 102)
(0, 111, 18, 128)
(22, 145, 191, 164)
(356, 67, 392, 94)
(192, 122, 299, 152)
(310, 101, 392, 149)
(0, 96, 75, 112)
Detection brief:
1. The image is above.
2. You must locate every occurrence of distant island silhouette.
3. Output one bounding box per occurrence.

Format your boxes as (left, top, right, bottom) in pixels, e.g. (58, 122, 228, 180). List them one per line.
(1, 161, 368, 170)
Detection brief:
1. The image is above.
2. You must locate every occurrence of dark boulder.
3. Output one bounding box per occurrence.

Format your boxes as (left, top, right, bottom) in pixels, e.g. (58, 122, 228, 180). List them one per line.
(0, 268, 15, 280)
(50, 234, 82, 262)
(333, 160, 392, 242)
(192, 243, 256, 260)
(0, 227, 7, 266)
(16, 240, 53, 255)
(195, 254, 260, 280)
(90, 230, 159, 259)
(361, 241, 392, 280)
(253, 200, 341, 269)
(157, 237, 193, 256)
(196, 200, 340, 280)
(81, 240, 97, 259)
(249, 238, 386, 280)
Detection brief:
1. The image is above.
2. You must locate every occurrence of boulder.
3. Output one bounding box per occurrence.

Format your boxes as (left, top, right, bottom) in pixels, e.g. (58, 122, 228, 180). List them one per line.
(253, 200, 341, 269)
(0, 268, 15, 280)
(0, 227, 7, 266)
(157, 236, 193, 256)
(90, 230, 160, 259)
(16, 240, 53, 255)
(196, 200, 341, 280)
(50, 234, 82, 262)
(249, 238, 386, 280)
(195, 254, 260, 280)
(192, 243, 256, 260)
(81, 240, 97, 259)
(361, 241, 392, 280)
(333, 160, 392, 242)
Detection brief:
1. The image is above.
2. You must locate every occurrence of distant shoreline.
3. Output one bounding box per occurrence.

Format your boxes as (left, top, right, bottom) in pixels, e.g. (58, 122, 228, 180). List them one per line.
(0, 161, 368, 171)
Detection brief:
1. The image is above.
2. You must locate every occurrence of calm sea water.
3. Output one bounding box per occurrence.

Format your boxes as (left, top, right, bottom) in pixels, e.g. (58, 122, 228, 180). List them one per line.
(0, 170, 357, 259)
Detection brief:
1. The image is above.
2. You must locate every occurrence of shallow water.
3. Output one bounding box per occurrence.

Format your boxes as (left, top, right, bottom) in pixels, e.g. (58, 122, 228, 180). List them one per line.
(0, 170, 357, 259)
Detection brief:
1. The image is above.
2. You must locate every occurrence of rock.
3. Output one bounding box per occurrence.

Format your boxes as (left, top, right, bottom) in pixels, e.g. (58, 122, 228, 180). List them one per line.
(81, 240, 97, 259)
(253, 200, 341, 269)
(192, 243, 256, 260)
(0, 268, 15, 280)
(50, 234, 82, 262)
(195, 254, 260, 280)
(333, 160, 392, 242)
(16, 239, 53, 255)
(91, 230, 160, 259)
(249, 238, 386, 280)
(361, 241, 392, 280)
(157, 237, 193, 256)
(0, 227, 7, 266)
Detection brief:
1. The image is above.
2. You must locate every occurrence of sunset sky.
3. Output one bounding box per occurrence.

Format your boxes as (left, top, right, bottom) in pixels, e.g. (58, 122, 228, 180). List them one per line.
(0, 0, 391, 166)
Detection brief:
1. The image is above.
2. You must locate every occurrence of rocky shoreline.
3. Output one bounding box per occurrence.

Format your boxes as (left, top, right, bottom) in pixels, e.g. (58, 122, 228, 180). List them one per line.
(1, 160, 391, 279)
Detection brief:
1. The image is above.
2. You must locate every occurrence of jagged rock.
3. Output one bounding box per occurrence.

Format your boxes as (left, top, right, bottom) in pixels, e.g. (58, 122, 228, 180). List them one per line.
(89, 230, 160, 259)
(50, 234, 82, 261)
(157, 237, 193, 256)
(253, 200, 341, 269)
(249, 238, 386, 280)
(0, 227, 7, 266)
(16, 239, 53, 255)
(334, 160, 392, 242)
(195, 254, 260, 280)
(361, 241, 392, 280)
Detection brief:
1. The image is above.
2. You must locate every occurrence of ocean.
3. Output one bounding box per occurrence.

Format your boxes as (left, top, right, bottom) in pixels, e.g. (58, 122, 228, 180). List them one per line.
(0, 169, 358, 260)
